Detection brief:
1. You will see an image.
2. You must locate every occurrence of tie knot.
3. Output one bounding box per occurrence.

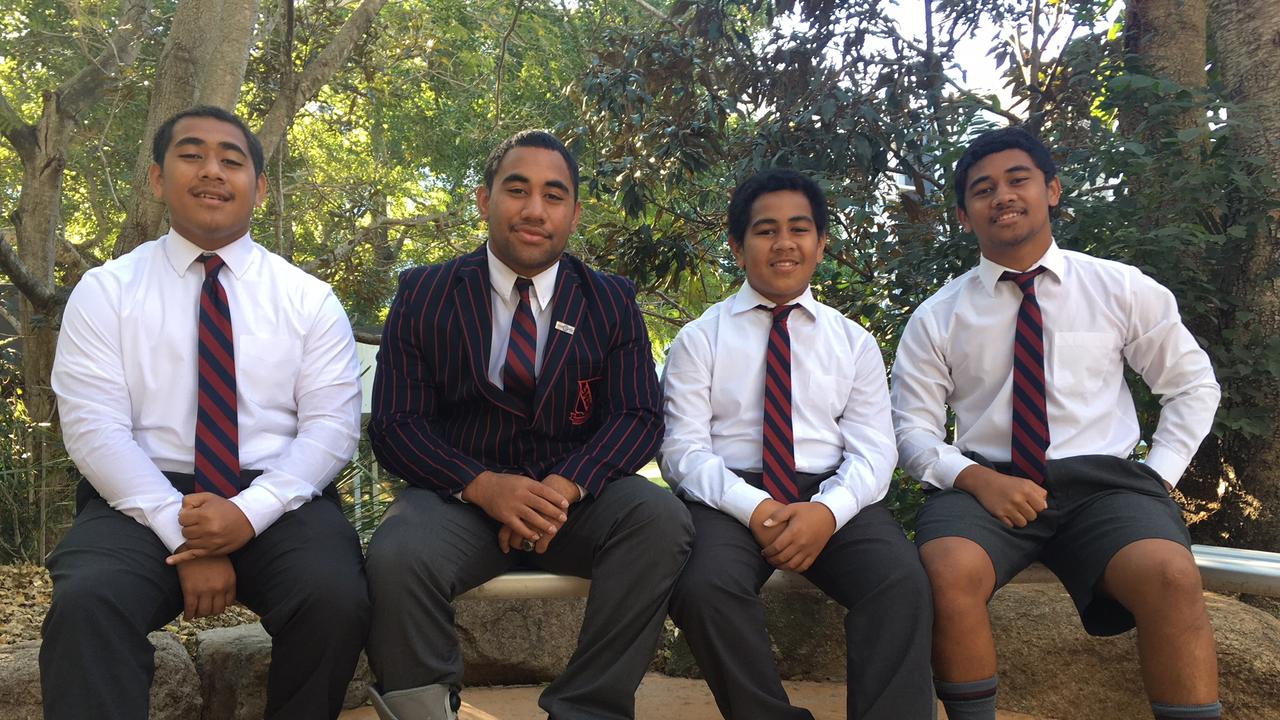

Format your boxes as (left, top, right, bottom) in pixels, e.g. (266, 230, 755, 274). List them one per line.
(759, 304, 798, 324)
(1000, 266, 1047, 294)
(198, 253, 226, 278)
(514, 277, 533, 300)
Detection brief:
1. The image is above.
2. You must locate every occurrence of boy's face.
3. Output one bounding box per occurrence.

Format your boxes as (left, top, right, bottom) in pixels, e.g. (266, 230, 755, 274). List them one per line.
(731, 189, 826, 306)
(477, 146, 581, 278)
(957, 148, 1061, 269)
(148, 115, 265, 251)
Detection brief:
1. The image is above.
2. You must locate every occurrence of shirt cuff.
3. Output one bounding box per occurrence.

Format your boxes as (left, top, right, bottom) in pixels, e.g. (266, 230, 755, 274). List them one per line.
(230, 485, 287, 538)
(927, 453, 978, 490)
(722, 482, 772, 527)
(810, 486, 858, 531)
(1142, 447, 1189, 488)
(151, 500, 188, 554)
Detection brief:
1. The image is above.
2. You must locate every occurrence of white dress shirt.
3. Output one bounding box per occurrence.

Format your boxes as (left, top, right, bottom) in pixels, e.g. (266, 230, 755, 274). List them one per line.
(891, 241, 1220, 490)
(660, 283, 898, 530)
(53, 231, 362, 552)
(485, 244, 558, 387)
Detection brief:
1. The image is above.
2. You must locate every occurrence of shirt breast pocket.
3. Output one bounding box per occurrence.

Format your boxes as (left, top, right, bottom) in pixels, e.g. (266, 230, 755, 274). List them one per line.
(1050, 331, 1118, 400)
(237, 334, 302, 409)
(804, 371, 854, 419)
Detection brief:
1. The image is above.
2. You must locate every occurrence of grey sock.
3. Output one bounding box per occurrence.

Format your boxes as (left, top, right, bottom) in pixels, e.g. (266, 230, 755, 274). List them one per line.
(1151, 701, 1222, 719)
(934, 676, 997, 720)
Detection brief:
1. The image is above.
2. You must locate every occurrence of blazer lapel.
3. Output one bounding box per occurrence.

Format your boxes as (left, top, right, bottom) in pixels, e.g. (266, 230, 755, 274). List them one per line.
(533, 264, 584, 419)
(456, 249, 527, 416)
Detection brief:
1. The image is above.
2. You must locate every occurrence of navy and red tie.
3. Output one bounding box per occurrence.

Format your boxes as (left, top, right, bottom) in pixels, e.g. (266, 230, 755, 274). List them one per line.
(194, 254, 240, 497)
(1001, 266, 1050, 485)
(761, 304, 801, 503)
(503, 278, 537, 404)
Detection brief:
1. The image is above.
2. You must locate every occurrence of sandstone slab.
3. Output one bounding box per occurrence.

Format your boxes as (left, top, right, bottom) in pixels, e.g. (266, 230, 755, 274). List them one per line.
(0, 632, 200, 720)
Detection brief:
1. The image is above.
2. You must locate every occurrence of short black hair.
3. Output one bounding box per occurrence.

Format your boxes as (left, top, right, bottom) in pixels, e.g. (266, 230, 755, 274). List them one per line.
(152, 106, 264, 177)
(727, 169, 828, 245)
(483, 130, 579, 200)
(954, 126, 1056, 212)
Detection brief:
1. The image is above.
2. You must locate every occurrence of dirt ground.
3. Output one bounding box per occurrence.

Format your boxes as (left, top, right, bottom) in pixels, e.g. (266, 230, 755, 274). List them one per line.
(337, 674, 1048, 719)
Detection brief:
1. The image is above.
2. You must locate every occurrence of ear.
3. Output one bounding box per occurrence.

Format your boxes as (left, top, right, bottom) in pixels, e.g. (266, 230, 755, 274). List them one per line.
(254, 174, 268, 208)
(568, 200, 582, 235)
(729, 236, 746, 269)
(1046, 176, 1062, 210)
(956, 206, 971, 232)
(476, 185, 490, 216)
(148, 163, 164, 199)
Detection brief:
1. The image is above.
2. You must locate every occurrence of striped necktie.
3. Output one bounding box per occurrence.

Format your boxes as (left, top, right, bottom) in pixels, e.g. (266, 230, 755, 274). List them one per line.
(194, 254, 241, 497)
(1001, 266, 1050, 485)
(760, 304, 801, 503)
(503, 278, 537, 404)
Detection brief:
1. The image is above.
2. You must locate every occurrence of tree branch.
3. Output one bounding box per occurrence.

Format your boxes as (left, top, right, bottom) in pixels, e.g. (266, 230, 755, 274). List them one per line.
(0, 302, 21, 337)
(494, 0, 525, 126)
(353, 328, 382, 345)
(55, 0, 155, 120)
(650, 289, 695, 320)
(0, 229, 57, 308)
(300, 209, 459, 275)
(258, 0, 390, 163)
(639, 308, 687, 327)
(0, 91, 37, 162)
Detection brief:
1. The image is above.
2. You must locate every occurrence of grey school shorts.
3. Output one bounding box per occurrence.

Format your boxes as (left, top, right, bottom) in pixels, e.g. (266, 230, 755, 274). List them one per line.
(914, 453, 1192, 636)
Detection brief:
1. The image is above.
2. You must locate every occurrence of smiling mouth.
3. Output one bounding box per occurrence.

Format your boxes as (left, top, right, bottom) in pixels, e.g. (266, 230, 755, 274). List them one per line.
(192, 190, 231, 203)
(993, 210, 1023, 223)
(771, 259, 800, 269)
(514, 226, 549, 241)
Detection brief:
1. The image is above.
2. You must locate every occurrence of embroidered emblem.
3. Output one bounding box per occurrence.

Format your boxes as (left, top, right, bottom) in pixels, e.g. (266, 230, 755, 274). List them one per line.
(569, 377, 599, 425)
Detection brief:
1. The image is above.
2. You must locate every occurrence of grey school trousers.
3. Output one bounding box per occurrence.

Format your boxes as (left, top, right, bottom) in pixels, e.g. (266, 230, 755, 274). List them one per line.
(40, 484, 369, 720)
(365, 475, 693, 720)
(669, 471, 934, 720)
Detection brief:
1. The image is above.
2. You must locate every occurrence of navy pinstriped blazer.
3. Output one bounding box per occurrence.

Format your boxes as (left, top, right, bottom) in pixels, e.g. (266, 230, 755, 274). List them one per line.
(367, 246, 663, 497)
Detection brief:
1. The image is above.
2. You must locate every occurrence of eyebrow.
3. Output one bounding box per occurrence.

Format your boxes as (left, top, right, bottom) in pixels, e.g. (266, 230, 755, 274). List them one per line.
(500, 172, 571, 194)
(173, 136, 248, 158)
(966, 164, 1034, 193)
(750, 215, 813, 229)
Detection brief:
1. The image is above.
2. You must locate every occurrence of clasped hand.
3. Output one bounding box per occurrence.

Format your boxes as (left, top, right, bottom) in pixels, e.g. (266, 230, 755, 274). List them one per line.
(463, 471, 579, 554)
(165, 493, 256, 565)
(750, 499, 837, 573)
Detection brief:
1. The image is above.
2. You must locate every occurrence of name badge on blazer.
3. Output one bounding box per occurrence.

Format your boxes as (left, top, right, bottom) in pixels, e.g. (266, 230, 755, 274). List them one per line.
(555, 320, 576, 335)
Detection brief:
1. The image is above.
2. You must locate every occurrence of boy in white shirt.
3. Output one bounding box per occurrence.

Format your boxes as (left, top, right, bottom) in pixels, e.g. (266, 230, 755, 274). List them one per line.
(891, 126, 1221, 720)
(661, 169, 933, 720)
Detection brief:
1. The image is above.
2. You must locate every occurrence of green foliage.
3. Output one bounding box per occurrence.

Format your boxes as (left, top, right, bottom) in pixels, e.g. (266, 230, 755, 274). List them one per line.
(0, 352, 74, 563)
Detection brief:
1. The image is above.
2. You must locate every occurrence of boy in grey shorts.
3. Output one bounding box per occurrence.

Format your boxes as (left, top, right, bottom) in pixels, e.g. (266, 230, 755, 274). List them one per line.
(890, 127, 1222, 720)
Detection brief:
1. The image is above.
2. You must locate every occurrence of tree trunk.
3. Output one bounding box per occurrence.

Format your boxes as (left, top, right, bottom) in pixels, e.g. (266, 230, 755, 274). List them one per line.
(1203, 0, 1280, 551)
(116, 0, 262, 256)
(0, 0, 155, 550)
(1121, 0, 1208, 137)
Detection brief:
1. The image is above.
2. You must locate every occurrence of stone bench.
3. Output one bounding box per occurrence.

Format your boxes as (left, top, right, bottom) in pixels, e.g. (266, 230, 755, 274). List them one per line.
(4, 545, 1276, 719)
(459, 543, 1280, 600)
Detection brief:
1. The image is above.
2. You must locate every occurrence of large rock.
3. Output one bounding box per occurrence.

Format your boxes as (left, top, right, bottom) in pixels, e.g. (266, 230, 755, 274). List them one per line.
(992, 583, 1280, 719)
(455, 596, 587, 685)
(193, 623, 372, 719)
(0, 632, 201, 720)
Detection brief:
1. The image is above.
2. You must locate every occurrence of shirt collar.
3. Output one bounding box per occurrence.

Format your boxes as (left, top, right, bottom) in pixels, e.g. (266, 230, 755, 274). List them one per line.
(976, 240, 1064, 296)
(486, 243, 559, 312)
(164, 230, 255, 279)
(728, 281, 819, 319)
